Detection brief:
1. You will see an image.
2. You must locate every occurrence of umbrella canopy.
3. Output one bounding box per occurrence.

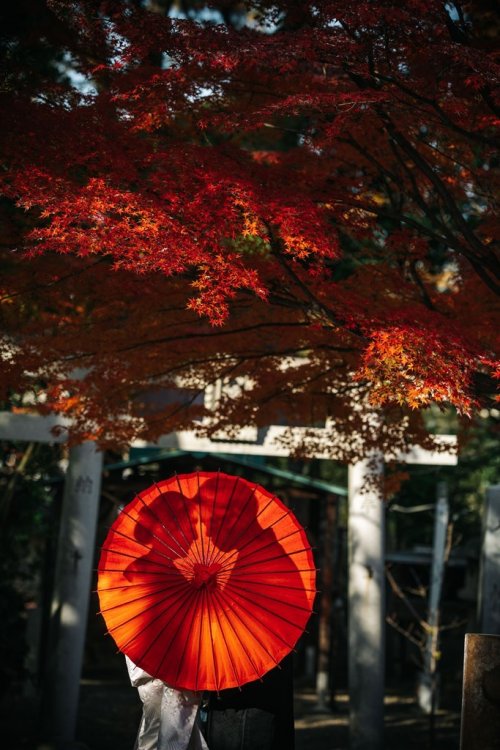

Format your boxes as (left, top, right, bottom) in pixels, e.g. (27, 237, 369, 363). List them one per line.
(97, 471, 316, 692)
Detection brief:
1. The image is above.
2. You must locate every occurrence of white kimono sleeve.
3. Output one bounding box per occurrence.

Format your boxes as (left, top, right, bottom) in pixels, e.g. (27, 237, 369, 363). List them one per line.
(125, 657, 209, 750)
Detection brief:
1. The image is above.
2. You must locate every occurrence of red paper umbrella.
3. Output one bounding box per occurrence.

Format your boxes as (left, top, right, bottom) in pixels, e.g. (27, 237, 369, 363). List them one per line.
(97, 471, 316, 692)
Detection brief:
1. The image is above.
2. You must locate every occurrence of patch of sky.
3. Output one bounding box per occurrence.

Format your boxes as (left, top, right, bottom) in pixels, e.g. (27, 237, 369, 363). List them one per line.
(31, 91, 84, 111)
(244, 6, 283, 34)
(186, 83, 220, 104)
(116, 107, 134, 122)
(102, 17, 132, 66)
(161, 52, 178, 70)
(444, 3, 460, 22)
(54, 52, 97, 98)
(168, 4, 225, 25)
(298, 133, 324, 156)
(306, 4, 342, 28)
(51, 17, 132, 100)
(168, 2, 282, 33)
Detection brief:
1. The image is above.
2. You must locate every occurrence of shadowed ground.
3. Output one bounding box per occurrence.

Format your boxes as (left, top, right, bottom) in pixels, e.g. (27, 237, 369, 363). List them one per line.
(2, 675, 461, 750)
(73, 678, 460, 750)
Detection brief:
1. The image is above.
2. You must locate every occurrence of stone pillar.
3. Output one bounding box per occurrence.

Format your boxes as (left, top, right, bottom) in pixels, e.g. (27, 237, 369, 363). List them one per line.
(348, 455, 385, 750)
(316, 494, 337, 710)
(418, 481, 449, 713)
(45, 442, 103, 747)
(478, 486, 500, 634)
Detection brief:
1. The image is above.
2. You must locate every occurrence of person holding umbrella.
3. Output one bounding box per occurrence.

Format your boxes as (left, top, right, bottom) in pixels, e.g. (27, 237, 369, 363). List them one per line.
(125, 655, 208, 750)
(98, 472, 316, 750)
(125, 653, 294, 750)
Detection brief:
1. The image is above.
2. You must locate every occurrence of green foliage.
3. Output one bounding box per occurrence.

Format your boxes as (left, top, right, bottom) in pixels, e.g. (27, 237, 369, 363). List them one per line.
(388, 411, 500, 551)
(0, 442, 61, 693)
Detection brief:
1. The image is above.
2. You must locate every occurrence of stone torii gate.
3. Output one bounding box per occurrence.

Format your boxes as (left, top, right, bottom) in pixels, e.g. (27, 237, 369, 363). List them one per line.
(0, 412, 102, 748)
(0, 410, 457, 750)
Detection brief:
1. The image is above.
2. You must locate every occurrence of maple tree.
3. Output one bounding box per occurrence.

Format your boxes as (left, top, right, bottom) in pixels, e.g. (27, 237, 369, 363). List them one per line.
(0, 0, 499, 462)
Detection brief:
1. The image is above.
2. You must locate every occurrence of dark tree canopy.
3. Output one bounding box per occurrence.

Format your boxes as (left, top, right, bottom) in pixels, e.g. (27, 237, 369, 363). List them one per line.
(0, 1, 498, 460)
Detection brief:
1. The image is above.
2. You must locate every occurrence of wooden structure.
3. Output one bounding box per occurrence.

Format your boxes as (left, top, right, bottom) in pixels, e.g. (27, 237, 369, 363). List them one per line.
(460, 633, 500, 750)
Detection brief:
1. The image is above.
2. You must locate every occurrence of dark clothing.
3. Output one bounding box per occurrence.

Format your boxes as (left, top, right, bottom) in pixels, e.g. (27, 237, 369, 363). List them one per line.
(201, 655, 295, 750)
(205, 708, 276, 750)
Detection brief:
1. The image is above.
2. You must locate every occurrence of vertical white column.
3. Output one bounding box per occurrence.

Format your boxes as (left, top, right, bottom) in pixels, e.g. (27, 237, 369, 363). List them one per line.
(46, 441, 103, 746)
(418, 481, 449, 713)
(315, 494, 336, 711)
(348, 455, 385, 750)
(478, 485, 500, 634)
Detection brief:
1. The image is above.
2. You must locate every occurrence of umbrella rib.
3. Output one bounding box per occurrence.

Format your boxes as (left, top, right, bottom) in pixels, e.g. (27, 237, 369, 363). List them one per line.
(213, 509, 291, 571)
(166, 586, 203, 690)
(218, 527, 305, 573)
(197, 472, 206, 564)
(212, 496, 307, 571)
(208, 484, 260, 568)
(194, 586, 205, 692)
(148, 483, 193, 555)
(226, 579, 315, 614)
(99, 578, 186, 614)
(230, 546, 313, 573)
(228, 576, 317, 593)
(205, 587, 221, 692)
(216, 588, 297, 653)
(231, 566, 316, 575)
(98, 567, 185, 576)
(107, 584, 193, 651)
(208, 485, 260, 564)
(116, 507, 185, 558)
(127, 498, 188, 558)
(213, 586, 297, 676)
(221, 585, 307, 638)
(147, 484, 194, 557)
(210, 592, 240, 690)
(203, 470, 220, 567)
(211, 589, 264, 684)
(174, 474, 203, 566)
(100, 547, 174, 570)
(98, 580, 183, 592)
(110, 526, 177, 564)
(206, 475, 241, 568)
